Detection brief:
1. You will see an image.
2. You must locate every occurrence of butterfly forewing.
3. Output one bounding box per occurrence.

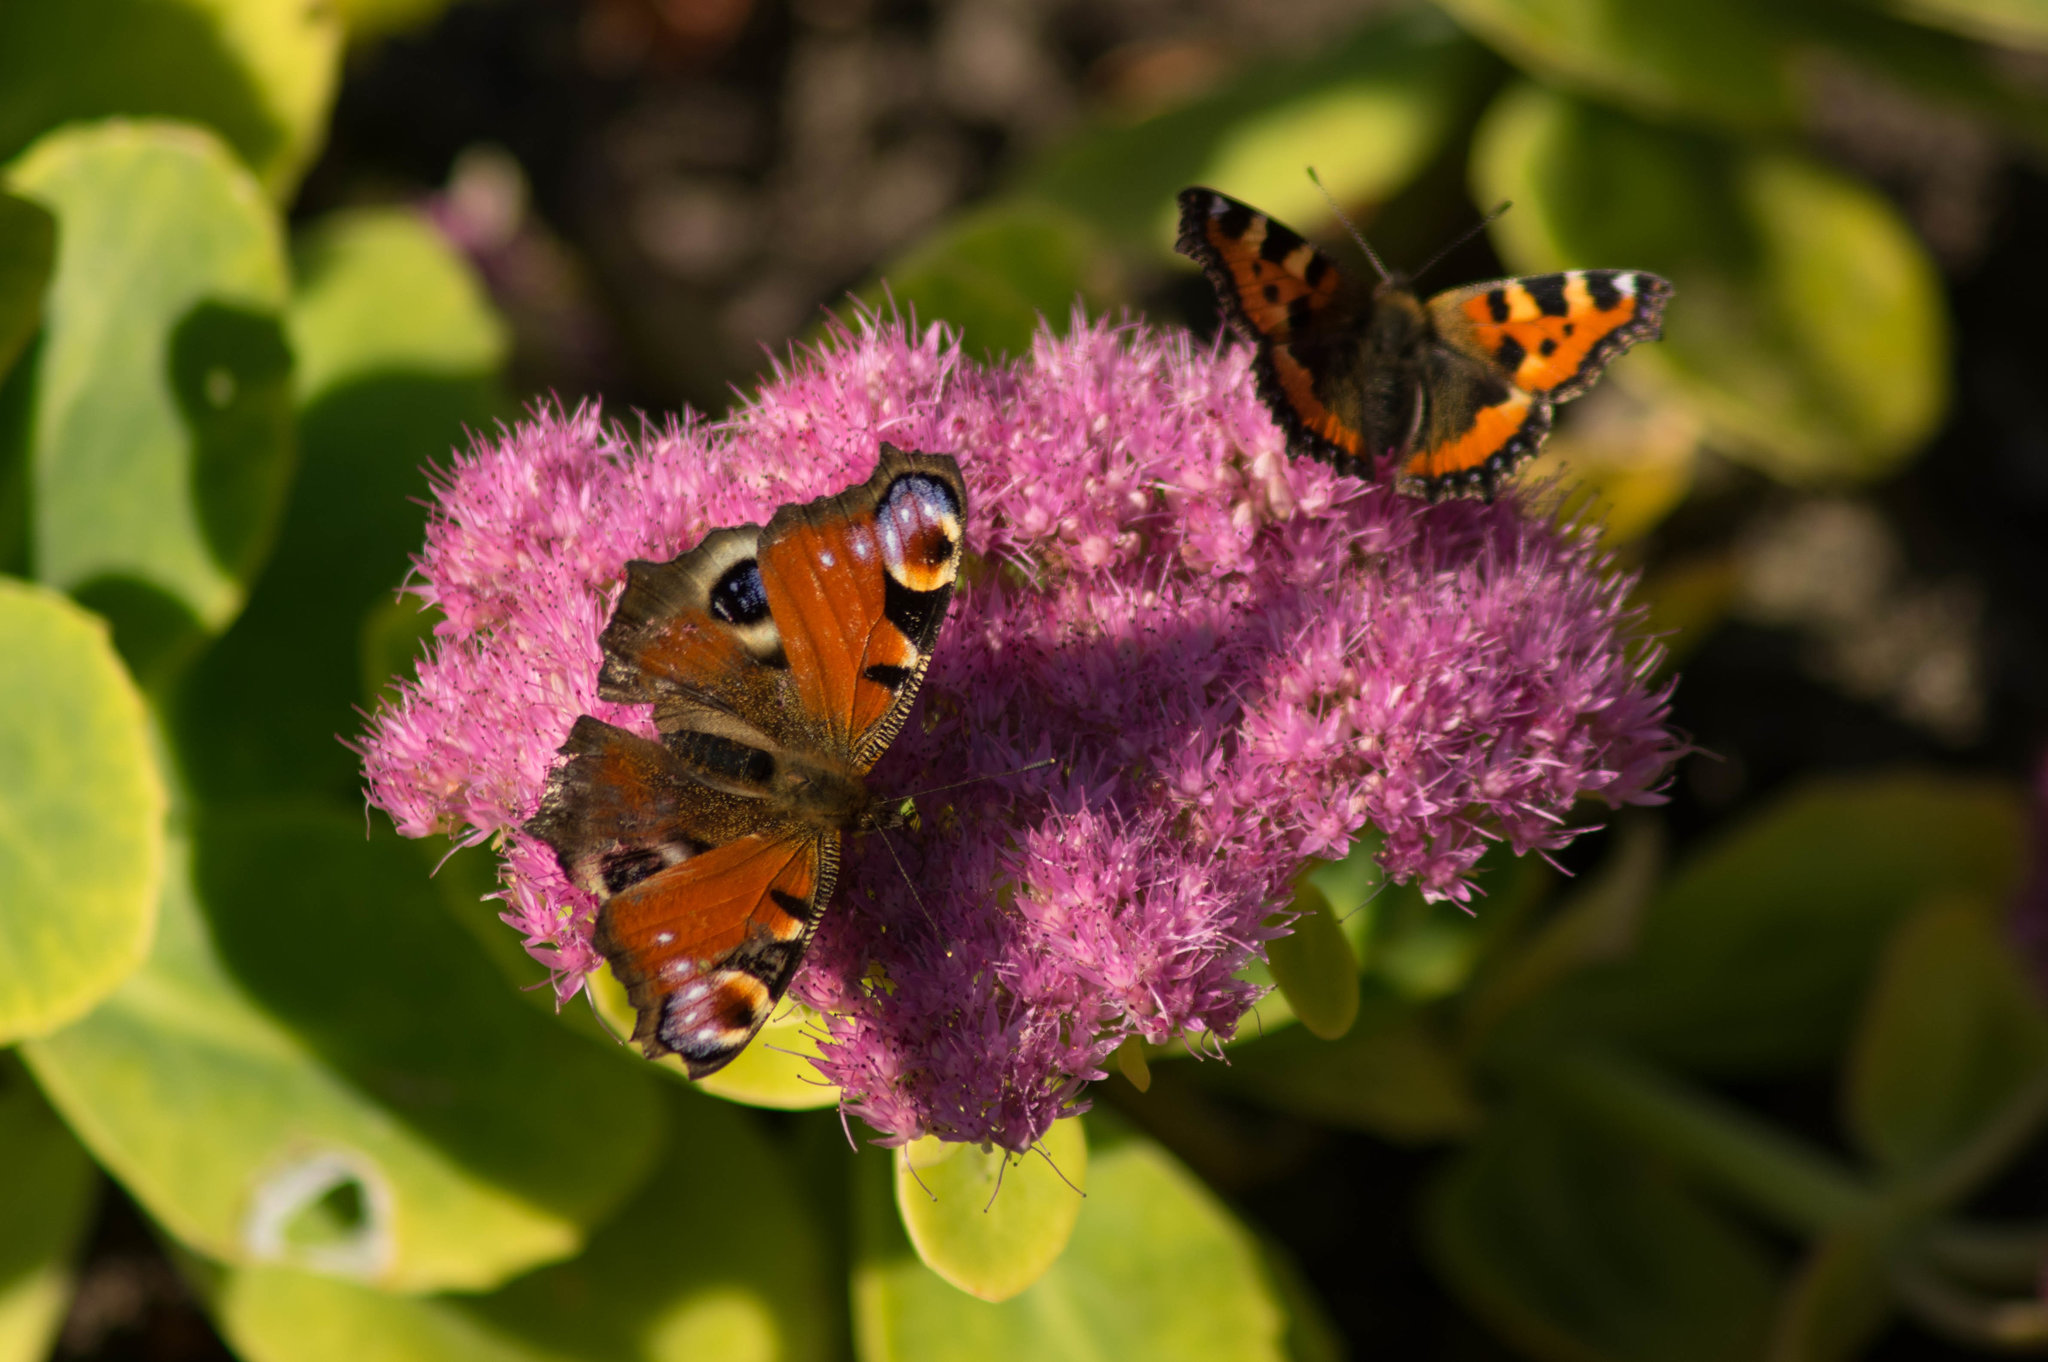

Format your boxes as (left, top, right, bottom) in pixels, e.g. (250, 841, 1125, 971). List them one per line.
(1176, 187, 1374, 475)
(759, 447, 965, 764)
(1426, 271, 1671, 403)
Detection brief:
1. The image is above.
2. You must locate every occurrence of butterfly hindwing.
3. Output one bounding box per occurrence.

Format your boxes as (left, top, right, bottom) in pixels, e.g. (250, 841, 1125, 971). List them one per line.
(1399, 346, 1553, 500)
(525, 446, 967, 1078)
(1427, 270, 1672, 402)
(593, 829, 837, 1075)
(527, 716, 753, 899)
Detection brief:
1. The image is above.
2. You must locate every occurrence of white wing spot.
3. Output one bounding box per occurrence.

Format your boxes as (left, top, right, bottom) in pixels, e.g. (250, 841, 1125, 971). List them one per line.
(818, 549, 836, 568)
(654, 931, 674, 945)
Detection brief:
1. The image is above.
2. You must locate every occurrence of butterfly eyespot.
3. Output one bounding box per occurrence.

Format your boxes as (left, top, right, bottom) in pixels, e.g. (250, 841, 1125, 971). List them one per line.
(708, 559, 769, 624)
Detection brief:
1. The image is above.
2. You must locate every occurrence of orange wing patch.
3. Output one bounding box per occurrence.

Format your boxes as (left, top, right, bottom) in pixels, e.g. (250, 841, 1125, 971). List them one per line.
(1269, 344, 1364, 457)
(1433, 270, 1671, 402)
(1400, 393, 1552, 500)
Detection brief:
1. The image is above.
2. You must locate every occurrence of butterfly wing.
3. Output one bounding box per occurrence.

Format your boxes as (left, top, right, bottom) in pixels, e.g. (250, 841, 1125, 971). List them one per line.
(755, 445, 966, 766)
(1175, 187, 1374, 474)
(1427, 270, 1671, 403)
(593, 827, 836, 1076)
(597, 525, 810, 754)
(527, 715, 762, 898)
(1397, 347, 1553, 502)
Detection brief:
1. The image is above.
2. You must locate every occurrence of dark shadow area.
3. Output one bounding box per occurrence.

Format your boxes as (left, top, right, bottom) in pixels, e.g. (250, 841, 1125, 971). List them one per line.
(0, 3, 286, 180)
(54, 1184, 232, 1362)
(70, 575, 208, 694)
(167, 300, 296, 588)
(0, 191, 56, 377)
(0, 329, 39, 578)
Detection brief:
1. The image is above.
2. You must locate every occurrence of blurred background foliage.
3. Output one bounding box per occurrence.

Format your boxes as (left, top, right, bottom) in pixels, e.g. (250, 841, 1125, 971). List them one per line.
(1, 0, 2047, 1359)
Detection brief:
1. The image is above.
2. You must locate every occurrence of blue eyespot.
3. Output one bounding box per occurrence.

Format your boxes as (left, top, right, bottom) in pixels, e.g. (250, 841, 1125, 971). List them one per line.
(708, 559, 769, 624)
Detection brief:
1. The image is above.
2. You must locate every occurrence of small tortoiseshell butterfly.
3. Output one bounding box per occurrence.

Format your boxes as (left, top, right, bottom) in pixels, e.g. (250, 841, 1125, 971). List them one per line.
(527, 446, 966, 1077)
(1176, 186, 1672, 501)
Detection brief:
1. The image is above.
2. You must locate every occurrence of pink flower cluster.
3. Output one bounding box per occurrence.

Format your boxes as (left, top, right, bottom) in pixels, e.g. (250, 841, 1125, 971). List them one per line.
(360, 310, 1680, 1150)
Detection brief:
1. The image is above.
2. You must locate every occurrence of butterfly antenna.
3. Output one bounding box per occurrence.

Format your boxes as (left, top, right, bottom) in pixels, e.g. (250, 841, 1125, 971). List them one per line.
(984, 1150, 1012, 1212)
(892, 756, 1055, 804)
(582, 984, 632, 1047)
(1308, 166, 1393, 285)
(874, 825, 943, 939)
(1410, 200, 1513, 287)
(901, 1149, 938, 1203)
(1032, 1142, 1085, 1197)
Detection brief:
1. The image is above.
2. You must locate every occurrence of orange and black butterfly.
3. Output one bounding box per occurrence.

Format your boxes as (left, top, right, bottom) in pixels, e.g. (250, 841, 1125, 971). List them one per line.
(526, 445, 966, 1077)
(1176, 187, 1672, 501)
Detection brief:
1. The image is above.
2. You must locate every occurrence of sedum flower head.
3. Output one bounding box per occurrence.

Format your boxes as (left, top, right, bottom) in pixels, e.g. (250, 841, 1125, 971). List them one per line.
(361, 310, 1680, 1151)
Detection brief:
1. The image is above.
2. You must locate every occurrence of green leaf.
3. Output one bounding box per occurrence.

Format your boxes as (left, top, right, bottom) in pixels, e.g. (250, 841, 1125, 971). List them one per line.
(1519, 773, 2027, 1076)
(854, 1115, 1296, 1362)
(1473, 84, 1948, 485)
(871, 201, 1116, 362)
(1426, 1089, 1779, 1362)
(0, 193, 53, 385)
(287, 209, 510, 405)
(0, 578, 164, 1042)
(1438, 0, 1800, 133)
(1438, 0, 2048, 148)
(1881, 0, 2048, 47)
(1211, 994, 1479, 1142)
(217, 1090, 831, 1362)
(894, 1118, 1088, 1303)
(0, 1064, 100, 1362)
(1265, 880, 1359, 1041)
(23, 810, 665, 1292)
(1026, 8, 1491, 253)
(1845, 896, 2048, 1178)
(0, 0, 341, 198)
(178, 208, 508, 805)
(4, 121, 296, 680)
(1765, 1231, 1893, 1362)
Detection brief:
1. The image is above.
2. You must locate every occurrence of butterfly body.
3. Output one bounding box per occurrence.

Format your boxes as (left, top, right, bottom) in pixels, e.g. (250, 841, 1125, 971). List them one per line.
(1176, 186, 1671, 501)
(526, 446, 966, 1077)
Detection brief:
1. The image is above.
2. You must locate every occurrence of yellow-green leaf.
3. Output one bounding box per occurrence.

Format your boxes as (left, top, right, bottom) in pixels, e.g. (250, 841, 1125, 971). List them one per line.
(894, 1118, 1088, 1302)
(0, 578, 163, 1042)
(855, 1116, 1293, 1362)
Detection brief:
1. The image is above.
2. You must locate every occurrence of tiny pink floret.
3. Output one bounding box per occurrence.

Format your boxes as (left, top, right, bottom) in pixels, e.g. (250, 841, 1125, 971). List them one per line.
(360, 309, 1680, 1150)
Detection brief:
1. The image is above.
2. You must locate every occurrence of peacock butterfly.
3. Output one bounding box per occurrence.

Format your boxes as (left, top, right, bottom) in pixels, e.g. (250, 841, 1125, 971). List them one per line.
(526, 444, 967, 1077)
